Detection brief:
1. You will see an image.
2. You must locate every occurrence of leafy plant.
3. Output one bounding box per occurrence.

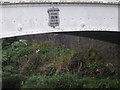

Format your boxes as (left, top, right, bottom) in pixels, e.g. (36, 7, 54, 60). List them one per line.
(2, 40, 119, 89)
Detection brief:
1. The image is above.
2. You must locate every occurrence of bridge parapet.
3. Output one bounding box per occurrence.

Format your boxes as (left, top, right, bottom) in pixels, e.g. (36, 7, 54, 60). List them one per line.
(0, 0, 120, 4)
(0, 0, 119, 38)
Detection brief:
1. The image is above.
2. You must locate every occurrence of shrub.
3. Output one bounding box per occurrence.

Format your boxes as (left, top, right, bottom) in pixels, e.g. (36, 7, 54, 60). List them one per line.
(2, 40, 119, 88)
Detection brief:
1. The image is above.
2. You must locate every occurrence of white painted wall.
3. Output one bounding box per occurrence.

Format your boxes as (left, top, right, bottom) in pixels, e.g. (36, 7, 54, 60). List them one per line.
(0, 0, 119, 3)
(0, 4, 118, 38)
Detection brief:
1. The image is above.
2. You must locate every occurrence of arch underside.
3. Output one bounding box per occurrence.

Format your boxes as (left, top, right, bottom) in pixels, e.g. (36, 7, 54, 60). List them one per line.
(53, 31, 120, 45)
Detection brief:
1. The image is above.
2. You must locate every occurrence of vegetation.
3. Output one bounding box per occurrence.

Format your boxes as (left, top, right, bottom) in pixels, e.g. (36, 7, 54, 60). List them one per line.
(2, 38, 120, 89)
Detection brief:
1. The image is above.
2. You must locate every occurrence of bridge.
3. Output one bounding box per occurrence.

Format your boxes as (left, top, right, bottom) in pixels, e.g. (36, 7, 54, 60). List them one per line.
(0, 0, 120, 44)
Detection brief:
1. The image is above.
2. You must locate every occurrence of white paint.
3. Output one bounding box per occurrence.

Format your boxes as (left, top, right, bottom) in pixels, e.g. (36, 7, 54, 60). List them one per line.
(0, 0, 119, 3)
(0, 4, 119, 38)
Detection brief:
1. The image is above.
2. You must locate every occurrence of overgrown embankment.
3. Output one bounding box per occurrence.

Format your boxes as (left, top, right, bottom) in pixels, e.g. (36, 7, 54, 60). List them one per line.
(2, 38, 120, 88)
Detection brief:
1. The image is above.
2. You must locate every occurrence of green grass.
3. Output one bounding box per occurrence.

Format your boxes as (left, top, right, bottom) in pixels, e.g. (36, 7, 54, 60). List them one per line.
(22, 73, 120, 88)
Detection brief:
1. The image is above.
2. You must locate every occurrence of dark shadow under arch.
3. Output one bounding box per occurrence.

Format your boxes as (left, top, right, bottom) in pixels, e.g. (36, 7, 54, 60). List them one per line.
(53, 31, 120, 45)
